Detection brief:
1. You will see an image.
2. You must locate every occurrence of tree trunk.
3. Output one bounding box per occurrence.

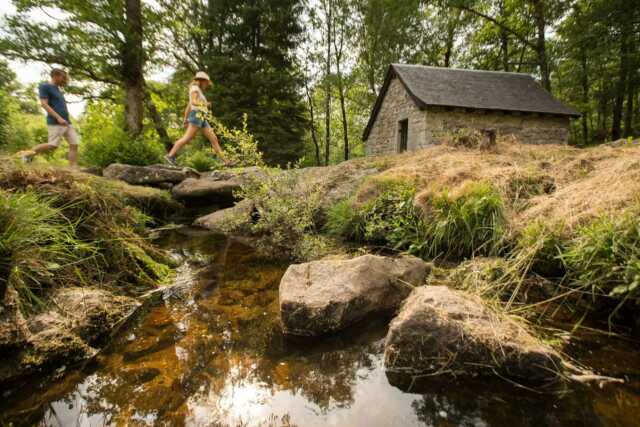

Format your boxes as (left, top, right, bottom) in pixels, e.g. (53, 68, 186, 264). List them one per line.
(612, 21, 630, 141)
(305, 82, 321, 166)
(123, 0, 145, 135)
(499, 0, 509, 71)
(531, 0, 550, 91)
(580, 47, 589, 145)
(324, 0, 332, 166)
(337, 73, 349, 161)
(624, 75, 635, 137)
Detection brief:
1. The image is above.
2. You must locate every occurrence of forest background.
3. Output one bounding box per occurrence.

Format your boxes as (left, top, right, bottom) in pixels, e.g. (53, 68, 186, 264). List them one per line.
(0, 0, 638, 169)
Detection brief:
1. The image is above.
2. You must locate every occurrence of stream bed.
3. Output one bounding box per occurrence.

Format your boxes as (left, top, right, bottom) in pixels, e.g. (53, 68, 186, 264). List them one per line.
(2, 227, 640, 426)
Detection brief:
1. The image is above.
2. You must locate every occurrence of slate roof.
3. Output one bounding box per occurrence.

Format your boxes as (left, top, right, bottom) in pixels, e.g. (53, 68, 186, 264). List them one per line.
(363, 64, 580, 140)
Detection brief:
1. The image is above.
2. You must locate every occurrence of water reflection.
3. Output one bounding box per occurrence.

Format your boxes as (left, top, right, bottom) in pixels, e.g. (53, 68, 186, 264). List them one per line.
(2, 228, 640, 426)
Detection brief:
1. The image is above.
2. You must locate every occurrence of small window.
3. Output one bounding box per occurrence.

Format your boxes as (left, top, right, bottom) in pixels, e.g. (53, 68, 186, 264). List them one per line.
(398, 119, 408, 153)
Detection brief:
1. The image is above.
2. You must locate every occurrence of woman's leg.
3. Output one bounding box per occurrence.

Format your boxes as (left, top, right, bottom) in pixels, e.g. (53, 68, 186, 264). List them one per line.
(168, 125, 199, 157)
(202, 126, 229, 164)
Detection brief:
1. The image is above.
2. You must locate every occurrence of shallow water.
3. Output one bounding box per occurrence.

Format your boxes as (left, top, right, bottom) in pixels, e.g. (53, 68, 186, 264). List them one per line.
(2, 228, 640, 426)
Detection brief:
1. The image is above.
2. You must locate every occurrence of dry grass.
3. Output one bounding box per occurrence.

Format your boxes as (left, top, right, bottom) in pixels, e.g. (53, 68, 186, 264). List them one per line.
(367, 140, 640, 232)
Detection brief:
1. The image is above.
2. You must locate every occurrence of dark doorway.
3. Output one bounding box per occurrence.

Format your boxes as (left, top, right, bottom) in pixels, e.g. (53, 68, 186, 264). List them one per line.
(398, 119, 408, 153)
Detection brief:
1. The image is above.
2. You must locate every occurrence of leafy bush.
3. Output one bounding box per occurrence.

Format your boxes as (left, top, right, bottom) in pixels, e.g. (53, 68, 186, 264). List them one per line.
(80, 101, 164, 167)
(178, 145, 220, 172)
(212, 114, 264, 167)
(230, 167, 327, 260)
(562, 208, 640, 317)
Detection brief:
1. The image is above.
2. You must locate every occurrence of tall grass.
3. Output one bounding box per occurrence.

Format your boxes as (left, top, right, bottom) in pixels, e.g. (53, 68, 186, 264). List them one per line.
(0, 190, 96, 311)
(326, 181, 506, 261)
(562, 208, 640, 321)
(0, 166, 173, 313)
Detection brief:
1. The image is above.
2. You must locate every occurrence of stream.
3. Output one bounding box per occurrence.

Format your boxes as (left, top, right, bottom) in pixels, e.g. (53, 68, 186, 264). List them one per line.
(2, 227, 640, 426)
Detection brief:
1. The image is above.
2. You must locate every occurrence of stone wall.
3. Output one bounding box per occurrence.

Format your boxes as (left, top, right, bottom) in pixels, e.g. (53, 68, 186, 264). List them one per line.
(365, 77, 427, 156)
(423, 107, 571, 146)
(365, 77, 572, 156)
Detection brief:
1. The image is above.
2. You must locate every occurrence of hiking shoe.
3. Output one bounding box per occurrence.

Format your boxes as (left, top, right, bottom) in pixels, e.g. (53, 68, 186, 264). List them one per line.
(20, 151, 35, 164)
(163, 154, 177, 166)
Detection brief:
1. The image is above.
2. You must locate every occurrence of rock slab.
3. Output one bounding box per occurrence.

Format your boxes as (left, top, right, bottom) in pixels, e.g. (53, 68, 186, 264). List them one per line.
(384, 286, 561, 382)
(172, 177, 241, 204)
(279, 254, 430, 336)
(193, 199, 255, 232)
(103, 164, 199, 186)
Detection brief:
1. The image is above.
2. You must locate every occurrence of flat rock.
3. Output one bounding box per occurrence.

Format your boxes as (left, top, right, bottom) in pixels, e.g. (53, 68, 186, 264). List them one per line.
(53, 287, 139, 344)
(279, 254, 430, 336)
(384, 286, 561, 383)
(171, 177, 241, 204)
(103, 164, 199, 186)
(193, 199, 255, 232)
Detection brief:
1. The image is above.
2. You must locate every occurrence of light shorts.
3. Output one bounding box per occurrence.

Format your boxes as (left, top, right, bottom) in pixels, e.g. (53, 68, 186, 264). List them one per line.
(48, 125, 80, 147)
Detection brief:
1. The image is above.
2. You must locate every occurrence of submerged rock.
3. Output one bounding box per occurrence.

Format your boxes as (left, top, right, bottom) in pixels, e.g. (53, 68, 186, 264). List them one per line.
(172, 177, 241, 205)
(193, 199, 255, 232)
(103, 164, 199, 186)
(0, 287, 139, 385)
(279, 254, 430, 336)
(52, 287, 139, 345)
(384, 286, 561, 382)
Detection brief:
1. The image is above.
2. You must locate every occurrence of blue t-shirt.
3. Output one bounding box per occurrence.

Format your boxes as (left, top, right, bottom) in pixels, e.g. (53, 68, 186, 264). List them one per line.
(38, 83, 70, 125)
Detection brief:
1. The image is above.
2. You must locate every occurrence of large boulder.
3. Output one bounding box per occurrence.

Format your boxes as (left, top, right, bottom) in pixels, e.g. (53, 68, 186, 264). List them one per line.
(279, 254, 430, 336)
(103, 164, 199, 186)
(193, 199, 255, 232)
(171, 177, 241, 205)
(384, 286, 561, 383)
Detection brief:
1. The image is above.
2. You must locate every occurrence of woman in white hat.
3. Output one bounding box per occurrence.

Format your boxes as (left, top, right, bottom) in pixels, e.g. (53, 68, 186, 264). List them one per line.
(164, 71, 230, 166)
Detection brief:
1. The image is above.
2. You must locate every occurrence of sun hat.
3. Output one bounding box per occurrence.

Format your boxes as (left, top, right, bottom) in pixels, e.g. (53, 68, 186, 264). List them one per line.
(194, 71, 211, 82)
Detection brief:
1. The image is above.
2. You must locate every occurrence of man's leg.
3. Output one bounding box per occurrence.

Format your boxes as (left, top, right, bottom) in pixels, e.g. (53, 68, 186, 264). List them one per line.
(65, 126, 79, 168)
(22, 126, 61, 162)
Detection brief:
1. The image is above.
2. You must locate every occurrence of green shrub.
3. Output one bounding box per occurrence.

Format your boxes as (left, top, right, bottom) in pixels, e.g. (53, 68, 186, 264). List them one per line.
(178, 146, 220, 172)
(79, 101, 164, 167)
(417, 182, 506, 259)
(325, 198, 368, 241)
(230, 167, 327, 260)
(212, 114, 264, 167)
(562, 208, 640, 317)
(326, 181, 505, 260)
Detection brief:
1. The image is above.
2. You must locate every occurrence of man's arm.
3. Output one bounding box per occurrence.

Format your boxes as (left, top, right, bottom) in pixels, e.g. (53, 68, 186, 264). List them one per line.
(40, 98, 68, 126)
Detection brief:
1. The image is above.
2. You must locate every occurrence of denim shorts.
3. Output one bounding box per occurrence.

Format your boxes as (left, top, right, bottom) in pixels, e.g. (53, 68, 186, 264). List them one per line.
(188, 110, 211, 128)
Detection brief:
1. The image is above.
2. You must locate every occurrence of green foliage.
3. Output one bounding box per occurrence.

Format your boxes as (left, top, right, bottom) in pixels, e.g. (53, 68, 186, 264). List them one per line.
(0, 166, 172, 313)
(178, 147, 220, 172)
(232, 167, 327, 260)
(213, 114, 265, 167)
(562, 208, 640, 314)
(0, 91, 10, 149)
(0, 190, 94, 311)
(401, 182, 506, 260)
(160, 0, 307, 166)
(327, 181, 506, 261)
(80, 101, 164, 167)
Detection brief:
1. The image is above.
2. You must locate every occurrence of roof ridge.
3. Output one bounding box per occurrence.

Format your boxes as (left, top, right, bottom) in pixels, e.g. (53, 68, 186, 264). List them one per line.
(391, 63, 532, 78)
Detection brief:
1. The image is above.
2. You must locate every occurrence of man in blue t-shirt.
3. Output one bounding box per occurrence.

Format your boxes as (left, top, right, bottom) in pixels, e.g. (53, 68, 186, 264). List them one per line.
(22, 68, 80, 167)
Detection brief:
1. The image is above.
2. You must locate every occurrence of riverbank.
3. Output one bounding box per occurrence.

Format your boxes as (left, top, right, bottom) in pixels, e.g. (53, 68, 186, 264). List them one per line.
(2, 138, 640, 394)
(0, 161, 181, 385)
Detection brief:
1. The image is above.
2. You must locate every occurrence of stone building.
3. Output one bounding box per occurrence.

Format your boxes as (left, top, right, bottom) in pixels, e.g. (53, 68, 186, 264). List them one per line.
(363, 64, 580, 156)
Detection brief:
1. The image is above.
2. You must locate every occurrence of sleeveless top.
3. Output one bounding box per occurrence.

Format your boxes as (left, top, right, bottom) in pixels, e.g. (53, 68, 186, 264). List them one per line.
(189, 84, 208, 112)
